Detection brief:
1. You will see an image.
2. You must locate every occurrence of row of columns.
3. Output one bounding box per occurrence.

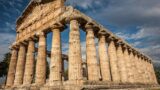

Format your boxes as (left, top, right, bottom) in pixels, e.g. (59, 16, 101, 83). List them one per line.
(6, 19, 158, 88)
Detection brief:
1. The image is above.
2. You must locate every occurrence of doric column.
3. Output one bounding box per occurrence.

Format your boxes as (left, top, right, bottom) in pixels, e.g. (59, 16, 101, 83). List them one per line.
(23, 39, 35, 85)
(98, 33, 111, 81)
(6, 48, 18, 87)
(85, 24, 99, 81)
(141, 57, 147, 84)
(133, 53, 139, 84)
(146, 61, 152, 84)
(68, 19, 83, 84)
(14, 44, 26, 86)
(143, 58, 148, 84)
(148, 62, 154, 84)
(116, 43, 127, 83)
(139, 56, 145, 84)
(144, 59, 150, 84)
(35, 32, 46, 85)
(128, 49, 135, 83)
(49, 24, 63, 85)
(108, 38, 120, 83)
(122, 46, 130, 83)
(146, 59, 152, 84)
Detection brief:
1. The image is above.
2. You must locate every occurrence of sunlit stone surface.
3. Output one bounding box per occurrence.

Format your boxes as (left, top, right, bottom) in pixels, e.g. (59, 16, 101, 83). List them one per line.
(4, 0, 158, 89)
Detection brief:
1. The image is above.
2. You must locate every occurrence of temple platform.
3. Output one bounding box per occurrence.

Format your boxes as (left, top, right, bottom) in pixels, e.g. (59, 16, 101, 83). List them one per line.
(2, 81, 160, 90)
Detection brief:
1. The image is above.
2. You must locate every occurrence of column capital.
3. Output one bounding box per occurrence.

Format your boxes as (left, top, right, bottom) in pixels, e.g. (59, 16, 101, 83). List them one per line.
(19, 41, 28, 46)
(115, 39, 124, 47)
(36, 31, 46, 37)
(128, 48, 134, 52)
(85, 22, 94, 29)
(51, 22, 65, 31)
(140, 55, 145, 59)
(122, 44, 129, 50)
(97, 30, 109, 37)
(65, 15, 82, 24)
(9, 44, 19, 50)
(137, 53, 141, 57)
(27, 37, 35, 41)
(106, 35, 118, 43)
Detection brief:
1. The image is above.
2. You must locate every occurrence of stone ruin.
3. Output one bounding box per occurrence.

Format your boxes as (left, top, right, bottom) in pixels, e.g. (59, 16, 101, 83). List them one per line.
(3, 0, 159, 90)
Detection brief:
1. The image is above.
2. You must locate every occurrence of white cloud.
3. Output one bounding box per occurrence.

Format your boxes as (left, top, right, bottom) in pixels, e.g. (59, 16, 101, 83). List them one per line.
(131, 26, 160, 39)
(0, 33, 15, 62)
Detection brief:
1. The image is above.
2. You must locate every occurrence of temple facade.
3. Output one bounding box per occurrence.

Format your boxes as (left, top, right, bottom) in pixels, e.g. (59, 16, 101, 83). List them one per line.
(5, 0, 158, 90)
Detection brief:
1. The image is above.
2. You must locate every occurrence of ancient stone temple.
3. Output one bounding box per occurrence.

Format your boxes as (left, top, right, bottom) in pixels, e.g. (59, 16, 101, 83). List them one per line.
(4, 0, 158, 90)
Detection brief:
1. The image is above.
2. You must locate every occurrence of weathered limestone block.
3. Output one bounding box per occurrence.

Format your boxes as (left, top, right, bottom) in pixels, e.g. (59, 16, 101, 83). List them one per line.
(14, 44, 26, 86)
(49, 27, 62, 85)
(23, 40, 35, 85)
(68, 20, 83, 84)
(108, 40, 120, 83)
(98, 34, 111, 81)
(6, 49, 18, 87)
(86, 25, 99, 81)
(35, 32, 46, 85)
(116, 44, 127, 83)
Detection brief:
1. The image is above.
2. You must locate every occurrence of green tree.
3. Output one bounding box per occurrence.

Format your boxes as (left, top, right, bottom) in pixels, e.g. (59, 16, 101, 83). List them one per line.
(155, 65, 160, 84)
(0, 53, 11, 77)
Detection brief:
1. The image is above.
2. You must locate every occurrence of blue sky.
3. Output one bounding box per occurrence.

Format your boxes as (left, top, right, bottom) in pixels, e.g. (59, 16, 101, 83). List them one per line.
(0, 0, 160, 65)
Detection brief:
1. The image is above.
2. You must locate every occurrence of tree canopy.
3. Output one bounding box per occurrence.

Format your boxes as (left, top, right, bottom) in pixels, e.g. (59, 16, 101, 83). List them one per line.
(0, 53, 11, 77)
(154, 65, 160, 84)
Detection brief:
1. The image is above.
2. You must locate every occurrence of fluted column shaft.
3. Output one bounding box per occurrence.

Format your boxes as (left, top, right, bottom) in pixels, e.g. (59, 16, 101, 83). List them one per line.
(139, 56, 144, 84)
(146, 62, 152, 84)
(108, 40, 120, 83)
(144, 60, 150, 84)
(98, 34, 111, 81)
(86, 26, 99, 81)
(35, 32, 46, 85)
(141, 57, 146, 84)
(68, 20, 83, 83)
(23, 40, 35, 85)
(133, 54, 140, 83)
(14, 44, 26, 86)
(6, 49, 18, 87)
(123, 47, 130, 82)
(149, 63, 154, 84)
(143, 59, 148, 84)
(132, 53, 137, 83)
(49, 27, 62, 85)
(128, 51, 135, 83)
(116, 44, 127, 83)
(137, 55, 142, 83)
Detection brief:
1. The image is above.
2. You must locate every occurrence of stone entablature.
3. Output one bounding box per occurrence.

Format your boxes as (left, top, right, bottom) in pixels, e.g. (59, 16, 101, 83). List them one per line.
(16, 0, 65, 30)
(5, 0, 158, 90)
(14, 6, 149, 60)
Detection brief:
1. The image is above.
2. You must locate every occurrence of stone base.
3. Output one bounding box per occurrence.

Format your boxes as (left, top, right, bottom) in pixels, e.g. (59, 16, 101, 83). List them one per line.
(2, 85, 160, 90)
(2, 81, 160, 90)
